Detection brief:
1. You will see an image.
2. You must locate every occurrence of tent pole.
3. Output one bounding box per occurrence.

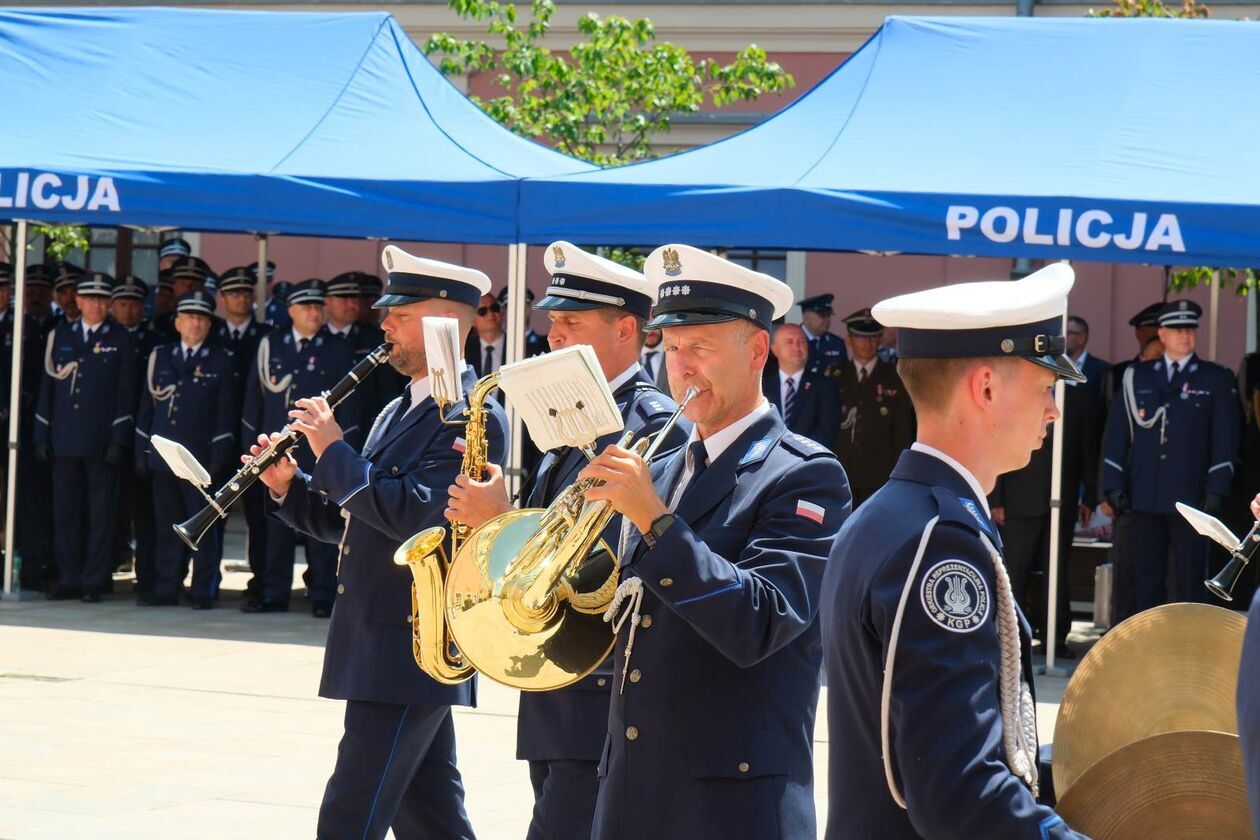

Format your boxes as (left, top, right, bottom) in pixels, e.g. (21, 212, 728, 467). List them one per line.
(1209, 270, 1220, 362)
(505, 243, 527, 499)
(254, 233, 268, 323)
(3, 219, 28, 598)
(1043, 280, 1068, 676)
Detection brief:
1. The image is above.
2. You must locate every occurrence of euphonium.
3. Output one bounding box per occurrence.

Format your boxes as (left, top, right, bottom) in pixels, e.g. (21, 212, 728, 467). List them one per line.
(443, 387, 698, 691)
(392, 371, 500, 685)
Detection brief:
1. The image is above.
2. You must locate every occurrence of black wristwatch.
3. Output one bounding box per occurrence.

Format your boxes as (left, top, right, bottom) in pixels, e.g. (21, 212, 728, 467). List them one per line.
(642, 513, 677, 550)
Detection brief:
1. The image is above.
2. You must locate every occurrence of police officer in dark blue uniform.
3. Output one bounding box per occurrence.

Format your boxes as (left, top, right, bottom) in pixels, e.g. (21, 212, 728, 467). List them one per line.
(45, 262, 83, 335)
(0, 263, 49, 589)
(253, 245, 507, 840)
(16, 264, 56, 587)
(22, 263, 55, 328)
(34, 271, 138, 602)
(798, 292, 848, 377)
(211, 266, 273, 599)
(325, 271, 406, 417)
(579, 244, 851, 839)
(762, 320, 841, 445)
(135, 291, 237, 609)
(820, 264, 1088, 838)
(1102, 300, 1241, 610)
(446, 241, 690, 840)
(241, 279, 362, 617)
(157, 236, 191, 271)
(109, 276, 162, 598)
(831, 307, 916, 507)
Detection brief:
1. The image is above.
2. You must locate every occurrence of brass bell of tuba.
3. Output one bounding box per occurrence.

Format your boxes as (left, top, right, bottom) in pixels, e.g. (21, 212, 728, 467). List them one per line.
(443, 387, 697, 692)
(392, 371, 501, 685)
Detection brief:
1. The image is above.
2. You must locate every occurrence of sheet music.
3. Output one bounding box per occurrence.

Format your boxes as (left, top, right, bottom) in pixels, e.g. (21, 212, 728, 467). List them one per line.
(498, 345, 622, 451)
(422, 316, 464, 406)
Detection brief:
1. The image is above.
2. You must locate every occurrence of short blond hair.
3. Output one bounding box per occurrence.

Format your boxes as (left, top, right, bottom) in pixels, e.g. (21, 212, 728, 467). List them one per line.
(897, 356, 1021, 414)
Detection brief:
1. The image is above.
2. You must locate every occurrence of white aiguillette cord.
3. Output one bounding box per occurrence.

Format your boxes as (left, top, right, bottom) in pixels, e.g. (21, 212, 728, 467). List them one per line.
(880, 518, 1038, 809)
(43, 330, 79, 394)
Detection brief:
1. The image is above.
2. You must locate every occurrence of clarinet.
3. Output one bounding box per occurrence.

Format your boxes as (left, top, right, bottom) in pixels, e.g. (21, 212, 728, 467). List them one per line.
(173, 343, 392, 550)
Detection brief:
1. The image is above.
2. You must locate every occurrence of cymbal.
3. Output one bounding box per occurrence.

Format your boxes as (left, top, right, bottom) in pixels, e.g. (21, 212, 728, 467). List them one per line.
(1055, 730, 1249, 839)
(1052, 603, 1245, 796)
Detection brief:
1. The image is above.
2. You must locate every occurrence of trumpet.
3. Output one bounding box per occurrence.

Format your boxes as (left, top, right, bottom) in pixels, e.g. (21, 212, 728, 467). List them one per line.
(172, 343, 392, 550)
(443, 387, 698, 691)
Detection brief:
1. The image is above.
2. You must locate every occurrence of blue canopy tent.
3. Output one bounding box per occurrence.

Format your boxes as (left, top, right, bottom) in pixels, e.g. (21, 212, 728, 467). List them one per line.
(523, 15, 1260, 669)
(0, 6, 590, 240)
(521, 16, 1260, 268)
(0, 6, 592, 595)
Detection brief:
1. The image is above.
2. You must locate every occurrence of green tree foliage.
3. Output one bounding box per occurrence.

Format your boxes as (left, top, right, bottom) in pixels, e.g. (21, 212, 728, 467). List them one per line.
(33, 224, 89, 262)
(425, 0, 795, 166)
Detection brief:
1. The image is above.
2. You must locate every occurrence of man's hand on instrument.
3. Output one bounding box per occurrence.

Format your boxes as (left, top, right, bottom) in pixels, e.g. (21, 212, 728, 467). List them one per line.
(580, 444, 668, 534)
(289, 396, 342, 459)
(446, 463, 513, 529)
(246, 432, 296, 498)
(1250, 492, 1260, 520)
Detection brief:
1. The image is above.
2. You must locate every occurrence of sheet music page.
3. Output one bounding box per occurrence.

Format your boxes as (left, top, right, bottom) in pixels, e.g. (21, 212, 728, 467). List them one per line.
(498, 345, 622, 451)
(422, 316, 464, 405)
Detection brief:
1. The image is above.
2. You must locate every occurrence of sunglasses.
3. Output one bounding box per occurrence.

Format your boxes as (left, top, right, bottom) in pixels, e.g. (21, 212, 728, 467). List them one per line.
(477, 303, 502, 316)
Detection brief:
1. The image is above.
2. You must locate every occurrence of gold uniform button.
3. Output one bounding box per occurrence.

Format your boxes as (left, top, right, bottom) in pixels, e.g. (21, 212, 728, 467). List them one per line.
(629, 669, 641, 683)
(391, 466, 399, 475)
(659, 577, 673, 587)
(625, 726, 639, 741)
(337, 584, 345, 595)
(639, 615, 652, 629)
(342, 546, 350, 556)
(596, 678, 607, 687)
(738, 762, 750, 773)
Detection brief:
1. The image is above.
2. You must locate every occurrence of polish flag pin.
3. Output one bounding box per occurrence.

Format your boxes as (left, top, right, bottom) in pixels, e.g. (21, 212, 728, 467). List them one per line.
(453, 437, 467, 453)
(796, 500, 825, 524)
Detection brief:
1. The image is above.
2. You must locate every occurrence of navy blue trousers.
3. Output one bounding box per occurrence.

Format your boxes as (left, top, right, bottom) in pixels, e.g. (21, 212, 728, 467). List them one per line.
(152, 470, 222, 600)
(262, 516, 339, 605)
(526, 759, 600, 840)
(52, 456, 119, 591)
(1129, 511, 1210, 610)
(318, 701, 474, 840)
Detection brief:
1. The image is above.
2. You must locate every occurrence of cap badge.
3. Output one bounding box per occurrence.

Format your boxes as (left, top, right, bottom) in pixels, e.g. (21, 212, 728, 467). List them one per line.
(552, 245, 566, 268)
(662, 248, 682, 277)
(1179, 301, 1188, 310)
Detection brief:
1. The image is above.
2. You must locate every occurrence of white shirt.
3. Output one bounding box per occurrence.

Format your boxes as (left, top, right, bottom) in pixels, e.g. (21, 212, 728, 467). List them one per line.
(327, 322, 352, 338)
(801, 324, 822, 343)
(640, 348, 664, 380)
(1164, 351, 1195, 380)
(82, 320, 105, 342)
(1065, 349, 1089, 387)
(853, 358, 876, 380)
(778, 368, 803, 408)
(291, 328, 318, 349)
(225, 317, 251, 341)
(911, 441, 992, 518)
(479, 334, 506, 373)
(180, 341, 203, 359)
(608, 362, 642, 395)
(670, 399, 774, 509)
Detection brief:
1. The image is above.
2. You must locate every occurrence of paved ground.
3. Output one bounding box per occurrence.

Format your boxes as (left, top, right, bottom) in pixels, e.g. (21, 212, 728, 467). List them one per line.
(0, 521, 1077, 839)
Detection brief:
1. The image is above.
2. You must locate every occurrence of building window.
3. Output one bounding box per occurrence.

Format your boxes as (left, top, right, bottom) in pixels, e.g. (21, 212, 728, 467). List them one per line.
(725, 249, 787, 281)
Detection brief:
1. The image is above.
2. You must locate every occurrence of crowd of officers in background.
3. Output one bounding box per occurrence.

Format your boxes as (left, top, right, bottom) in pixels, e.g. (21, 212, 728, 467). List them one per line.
(0, 241, 1254, 629)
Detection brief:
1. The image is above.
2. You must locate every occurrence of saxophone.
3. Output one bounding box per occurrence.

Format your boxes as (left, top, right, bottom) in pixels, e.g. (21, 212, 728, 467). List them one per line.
(392, 371, 500, 685)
